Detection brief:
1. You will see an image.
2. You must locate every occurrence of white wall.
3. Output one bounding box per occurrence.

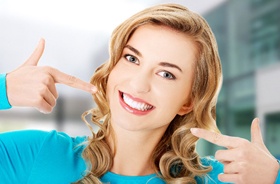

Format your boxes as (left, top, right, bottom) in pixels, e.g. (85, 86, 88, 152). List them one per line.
(256, 62, 280, 137)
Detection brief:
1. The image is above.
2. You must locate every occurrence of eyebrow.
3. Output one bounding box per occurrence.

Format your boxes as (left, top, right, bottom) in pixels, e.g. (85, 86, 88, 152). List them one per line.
(124, 45, 142, 57)
(158, 62, 182, 72)
(124, 44, 182, 72)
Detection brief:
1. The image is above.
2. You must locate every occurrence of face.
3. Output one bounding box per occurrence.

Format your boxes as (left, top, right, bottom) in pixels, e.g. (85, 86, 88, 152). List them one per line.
(106, 24, 197, 134)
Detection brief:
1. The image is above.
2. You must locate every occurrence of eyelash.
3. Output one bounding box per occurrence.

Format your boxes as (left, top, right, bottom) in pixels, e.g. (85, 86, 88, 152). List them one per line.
(158, 71, 176, 80)
(124, 54, 139, 65)
(123, 53, 176, 80)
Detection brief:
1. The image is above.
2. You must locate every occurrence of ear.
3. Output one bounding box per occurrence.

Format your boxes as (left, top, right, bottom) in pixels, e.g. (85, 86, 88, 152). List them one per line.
(177, 100, 193, 116)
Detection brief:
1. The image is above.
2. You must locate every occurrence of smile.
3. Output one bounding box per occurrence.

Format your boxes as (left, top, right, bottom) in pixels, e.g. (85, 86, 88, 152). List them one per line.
(123, 93, 153, 111)
(119, 91, 154, 115)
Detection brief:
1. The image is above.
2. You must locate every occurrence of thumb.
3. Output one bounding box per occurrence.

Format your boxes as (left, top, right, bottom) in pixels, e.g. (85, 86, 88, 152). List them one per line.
(21, 38, 45, 67)
(251, 118, 265, 146)
(251, 118, 276, 158)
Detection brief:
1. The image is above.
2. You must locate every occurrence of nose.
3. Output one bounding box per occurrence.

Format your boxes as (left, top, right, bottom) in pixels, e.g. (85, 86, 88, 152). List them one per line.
(129, 71, 151, 94)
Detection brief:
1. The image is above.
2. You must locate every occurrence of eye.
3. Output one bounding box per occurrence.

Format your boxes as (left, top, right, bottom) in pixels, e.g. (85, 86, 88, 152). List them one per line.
(125, 54, 139, 65)
(158, 71, 176, 80)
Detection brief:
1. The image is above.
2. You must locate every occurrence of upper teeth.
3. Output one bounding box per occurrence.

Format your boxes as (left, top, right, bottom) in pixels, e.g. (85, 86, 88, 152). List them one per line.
(123, 94, 153, 111)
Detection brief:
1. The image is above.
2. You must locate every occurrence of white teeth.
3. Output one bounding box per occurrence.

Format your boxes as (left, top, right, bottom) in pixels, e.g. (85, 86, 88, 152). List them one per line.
(123, 93, 153, 111)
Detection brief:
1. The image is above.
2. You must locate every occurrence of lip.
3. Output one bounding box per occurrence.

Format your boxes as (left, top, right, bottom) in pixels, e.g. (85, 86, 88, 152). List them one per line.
(119, 91, 154, 115)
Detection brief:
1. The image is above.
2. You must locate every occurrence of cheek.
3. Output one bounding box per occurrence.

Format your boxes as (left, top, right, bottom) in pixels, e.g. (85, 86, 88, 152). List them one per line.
(160, 84, 192, 108)
(107, 63, 121, 87)
(106, 64, 126, 102)
(108, 61, 125, 81)
(106, 70, 117, 102)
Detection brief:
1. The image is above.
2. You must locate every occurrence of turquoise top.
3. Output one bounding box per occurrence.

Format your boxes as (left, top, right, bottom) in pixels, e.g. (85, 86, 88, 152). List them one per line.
(0, 130, 227, 184)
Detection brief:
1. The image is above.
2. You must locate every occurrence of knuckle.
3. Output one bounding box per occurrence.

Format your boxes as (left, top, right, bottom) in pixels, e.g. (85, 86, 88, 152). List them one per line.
(39, 66, 55, 84)
(237, 149, 245, 159)
(239, 138, 250, 146)
(215, 150, 222, 159)
(68, 75, 77, 82)
(67, 75, 78, 85)
(237, 162, 247, 173)
(43, 75, 53, 85)
(34, 100, 52, 114)
(41, 66, 53, 74)
(33, 96, 45, 108)
(239, 174, 247, 184)
(237, 149, 249, 160)
(38, 85, 48, 95)
(235, 175, 242, 184)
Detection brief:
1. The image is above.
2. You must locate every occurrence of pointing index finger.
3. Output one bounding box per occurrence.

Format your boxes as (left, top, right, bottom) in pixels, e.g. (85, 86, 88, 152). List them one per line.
(49, 67, 97, 93)
(191, 128, 240, 149)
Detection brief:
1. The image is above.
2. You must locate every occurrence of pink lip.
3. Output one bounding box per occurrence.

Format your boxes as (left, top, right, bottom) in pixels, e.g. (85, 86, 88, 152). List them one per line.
(118, 91, 154, 116)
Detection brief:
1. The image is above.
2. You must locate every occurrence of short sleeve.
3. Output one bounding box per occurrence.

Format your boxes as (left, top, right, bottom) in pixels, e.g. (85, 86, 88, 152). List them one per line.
(0, 73, 12, 110)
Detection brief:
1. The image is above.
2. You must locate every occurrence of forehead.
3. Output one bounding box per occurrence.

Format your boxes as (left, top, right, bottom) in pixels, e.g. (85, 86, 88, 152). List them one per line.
(126, 24, 197, 71)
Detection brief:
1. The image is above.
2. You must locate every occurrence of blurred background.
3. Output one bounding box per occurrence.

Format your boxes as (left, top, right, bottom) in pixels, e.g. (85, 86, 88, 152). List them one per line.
(0, 0, 279, 159)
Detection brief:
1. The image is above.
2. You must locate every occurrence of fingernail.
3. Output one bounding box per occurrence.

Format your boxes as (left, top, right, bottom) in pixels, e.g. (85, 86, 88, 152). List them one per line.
(36, 108, 48, 114)
(91, 86, 97, 93)
(190, 128, 199, 134)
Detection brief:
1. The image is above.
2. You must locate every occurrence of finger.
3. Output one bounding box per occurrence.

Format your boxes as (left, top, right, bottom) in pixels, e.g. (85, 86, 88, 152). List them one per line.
(47, 81, 59, 99)
(191, 128, 241, 148)
(22, 38, 45, 66)
(218, 173, 239, 183)
(223, 161, 246, 174)
(31, 87, 56, 113)
(49, 68, 97, 93)
(42, 88, 57, 108)
(215, 149, 236, 162)
(251, 118, 271, 154)
(251, 118, 264, 145)
(34, 98, 53, 114)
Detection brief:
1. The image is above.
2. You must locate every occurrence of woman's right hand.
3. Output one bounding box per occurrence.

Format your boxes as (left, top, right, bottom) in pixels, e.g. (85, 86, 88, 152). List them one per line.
(6, 39, 97, 113)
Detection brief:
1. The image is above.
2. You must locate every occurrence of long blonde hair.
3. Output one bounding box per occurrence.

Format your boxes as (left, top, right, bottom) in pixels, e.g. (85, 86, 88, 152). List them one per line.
(78, 3, 222, 184)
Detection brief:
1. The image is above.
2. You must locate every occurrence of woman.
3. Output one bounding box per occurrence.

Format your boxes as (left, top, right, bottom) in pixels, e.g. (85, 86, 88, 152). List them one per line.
(1, 4, 279, 184)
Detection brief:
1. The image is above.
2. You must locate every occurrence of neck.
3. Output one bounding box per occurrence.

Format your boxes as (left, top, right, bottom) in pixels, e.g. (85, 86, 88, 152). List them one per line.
(108, 126, 166, 176)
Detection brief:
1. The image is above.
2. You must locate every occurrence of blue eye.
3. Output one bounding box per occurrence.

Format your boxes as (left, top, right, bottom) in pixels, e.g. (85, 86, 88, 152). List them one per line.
(125, 54, 139, 64)
(158, 71, 176, 80)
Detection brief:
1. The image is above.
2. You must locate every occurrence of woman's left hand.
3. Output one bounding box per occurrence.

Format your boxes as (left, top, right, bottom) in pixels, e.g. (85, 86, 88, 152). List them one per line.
(191, 118, 279, 184)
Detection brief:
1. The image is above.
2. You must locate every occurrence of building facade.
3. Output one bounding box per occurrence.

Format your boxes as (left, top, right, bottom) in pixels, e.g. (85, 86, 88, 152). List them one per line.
(200, 0, 280, 158)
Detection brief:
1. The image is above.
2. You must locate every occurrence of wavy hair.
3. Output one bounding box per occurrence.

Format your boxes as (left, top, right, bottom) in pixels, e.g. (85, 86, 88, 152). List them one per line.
(77, 3, 222, 184)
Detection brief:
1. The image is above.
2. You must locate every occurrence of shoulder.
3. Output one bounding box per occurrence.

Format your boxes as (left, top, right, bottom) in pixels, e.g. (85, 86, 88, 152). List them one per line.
(0, 129, 88, 183)
(30, 130, 88, 182)
(0, 129, 86, 149)
(195, 156, 229, 184)
(39, 129, 87, 149)
(0, 129, 53, 151)
(0, 129, 87, 163)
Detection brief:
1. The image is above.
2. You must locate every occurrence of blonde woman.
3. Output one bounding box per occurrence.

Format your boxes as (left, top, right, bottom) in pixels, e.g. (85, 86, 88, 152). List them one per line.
(1, 4, 279, 184)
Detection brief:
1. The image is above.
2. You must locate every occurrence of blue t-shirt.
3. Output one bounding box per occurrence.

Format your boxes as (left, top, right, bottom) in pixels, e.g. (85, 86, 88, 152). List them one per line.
(0, 130, 227, 184)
